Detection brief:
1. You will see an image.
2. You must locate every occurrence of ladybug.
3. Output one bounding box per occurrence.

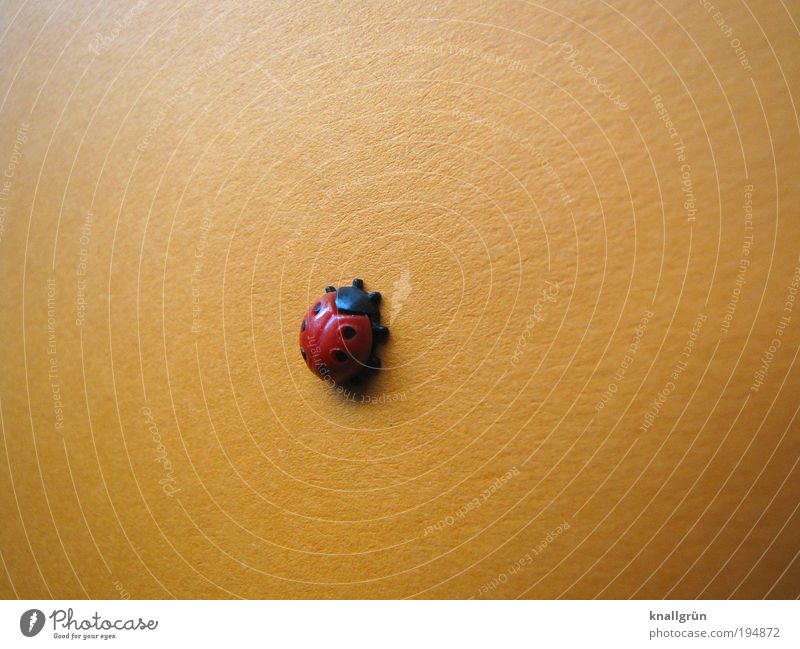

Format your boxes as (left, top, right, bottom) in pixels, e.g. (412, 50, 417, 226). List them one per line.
(299, 278, 388, 383)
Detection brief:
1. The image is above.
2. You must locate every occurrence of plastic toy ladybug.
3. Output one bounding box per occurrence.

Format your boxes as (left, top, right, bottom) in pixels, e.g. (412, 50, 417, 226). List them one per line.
(299, 278, 388, 383)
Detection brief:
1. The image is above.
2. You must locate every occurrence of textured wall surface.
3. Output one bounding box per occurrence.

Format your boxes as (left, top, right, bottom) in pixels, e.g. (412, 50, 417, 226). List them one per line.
(0, 1, 799, 599)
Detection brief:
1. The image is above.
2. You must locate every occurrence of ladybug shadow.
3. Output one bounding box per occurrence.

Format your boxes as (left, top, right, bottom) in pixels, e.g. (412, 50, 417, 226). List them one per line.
(332, 366, 388, 403)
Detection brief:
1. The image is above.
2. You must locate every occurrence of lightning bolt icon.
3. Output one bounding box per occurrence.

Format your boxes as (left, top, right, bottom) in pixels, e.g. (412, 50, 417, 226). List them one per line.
(28, 611, 37, 632)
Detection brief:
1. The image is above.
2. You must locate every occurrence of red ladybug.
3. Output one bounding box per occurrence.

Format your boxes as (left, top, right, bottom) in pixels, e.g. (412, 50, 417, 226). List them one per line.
(299, 278, 388, 383)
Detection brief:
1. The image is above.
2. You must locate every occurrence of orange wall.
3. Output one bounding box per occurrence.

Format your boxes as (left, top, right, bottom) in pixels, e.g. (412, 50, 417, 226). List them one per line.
(0, 0, 798, 598)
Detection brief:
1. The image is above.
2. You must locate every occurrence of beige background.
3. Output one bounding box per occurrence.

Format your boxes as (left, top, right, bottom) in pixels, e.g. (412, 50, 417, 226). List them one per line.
(1, 0, 799, 599)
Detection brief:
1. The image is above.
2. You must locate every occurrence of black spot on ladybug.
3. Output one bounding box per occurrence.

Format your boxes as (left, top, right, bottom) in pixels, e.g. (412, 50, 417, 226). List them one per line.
(313, 302, 321, 314)
(333, 349, 348, 362)
(301, 318, 307, 331)
(300, 348, 307, 361)
(341, 325, 356, 339)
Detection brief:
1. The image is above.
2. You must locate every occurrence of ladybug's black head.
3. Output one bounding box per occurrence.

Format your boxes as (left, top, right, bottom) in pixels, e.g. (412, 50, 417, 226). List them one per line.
(334, 278, 382, 319)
